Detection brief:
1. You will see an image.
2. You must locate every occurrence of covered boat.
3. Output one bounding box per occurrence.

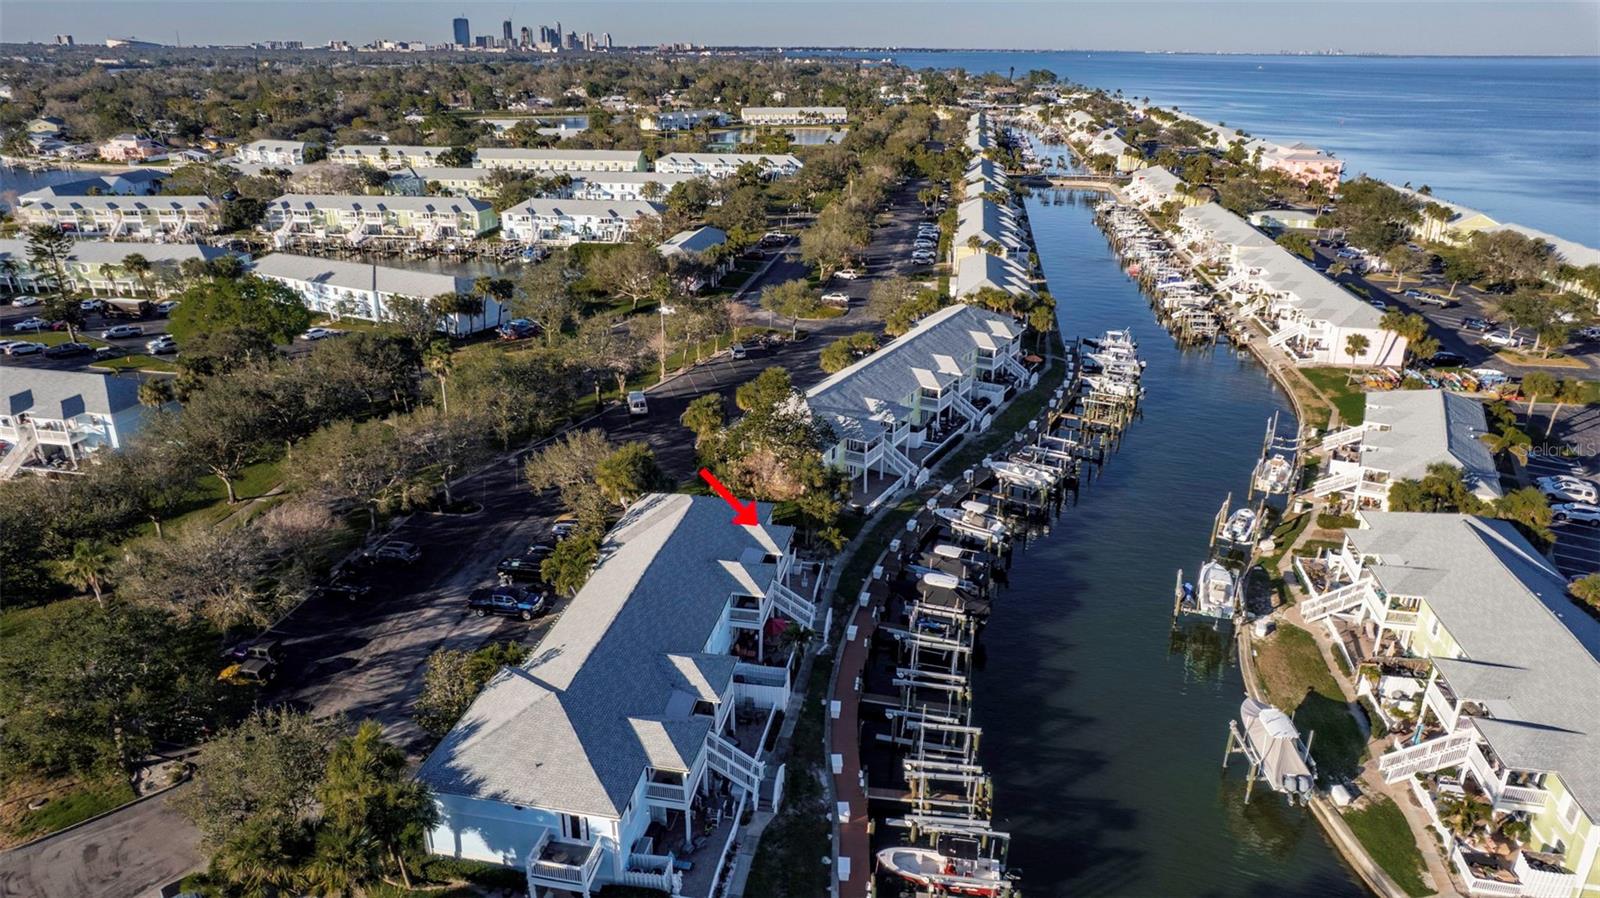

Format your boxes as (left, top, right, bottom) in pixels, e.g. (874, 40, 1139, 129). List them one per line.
(1239, 697, 1316, 803)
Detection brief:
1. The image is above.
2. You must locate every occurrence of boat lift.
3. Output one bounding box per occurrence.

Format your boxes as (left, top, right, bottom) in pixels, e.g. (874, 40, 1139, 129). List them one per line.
(1250, 413, 1302, 499)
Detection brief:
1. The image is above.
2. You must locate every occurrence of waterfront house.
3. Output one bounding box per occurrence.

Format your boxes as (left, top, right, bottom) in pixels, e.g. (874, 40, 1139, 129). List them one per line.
(99, 133, 165, 163)
(417, 493, 825, 898)
(1293, 512, 1600, 898)
(237, 139, 311, 167)
(1310, 389, 1503, 510)
(327, 145, 457, 169)
(12, 194, 219, 238)
(572, 172, 700, 203)
(652, 153, 802, 180)
(261, 194, 497, 247)
(389, 167, 500, 198)
(0, 239, 231, 296)
(476, 148, 647, 173)
(1124, 166, 1191, 210)
(964, 158, 1010, 199)
(952, 197, 1027, 262)
(657, 226, 731, 292)
(739, 106, 847, 126)
(14, 169, 167, 199)
(0, 369, 150, 479)
(1083, 129, 1142, 174)
(640, 109, 726, 131)
(251, 253, 505, 336)
(499, 198, 660, 245)
(1176, 203, 1403, 367)
(953, 253, 1035, 303)
(804, 304, 1032, 511)
(1258, 142, 1343, 193)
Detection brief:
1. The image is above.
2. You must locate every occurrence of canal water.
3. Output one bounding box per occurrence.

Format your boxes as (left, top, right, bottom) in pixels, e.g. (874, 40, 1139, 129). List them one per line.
(966, 189, 1366, 897)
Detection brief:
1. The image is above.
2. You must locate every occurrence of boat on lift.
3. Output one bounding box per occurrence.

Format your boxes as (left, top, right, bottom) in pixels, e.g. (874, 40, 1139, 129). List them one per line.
(875, 845, 1012, 897)
(934, 500, 1008, 543)
(1238, 697, 1317, 805)
(1184, 560, 1238, 619)
(1223, 507, 1259, 544)
(988, 459, 1055, 489)
(1254, 453, 1293, 494)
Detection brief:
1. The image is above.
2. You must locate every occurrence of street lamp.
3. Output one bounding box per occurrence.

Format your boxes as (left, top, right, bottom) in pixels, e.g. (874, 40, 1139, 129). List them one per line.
(658, 303, 677, 379)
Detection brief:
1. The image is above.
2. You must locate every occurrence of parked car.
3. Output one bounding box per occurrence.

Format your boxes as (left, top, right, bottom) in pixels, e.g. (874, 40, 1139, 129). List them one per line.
(147, 335, 178, 354)
(79, 299, 105, 312)
(1402, 289, 1426, 300)
(1416, 294, 1455, 308)
(102, 324, 145, 339)
(1578, 325, 1600, 341)
(498, 318, 540, 340)
(1427, 351, 1466, 368)
(911, 250, 936, 262)
(627, 390, 649, 416)
(496, 553, 549, 582)
(362, 541, 421, 565)
(821, 291, 850, 305)
(154, 300, 180, 316)
(218, 639, 279, 686)
(466, 585, 547, 621)
(12, 317, 48, 332)
(834, 268, 862, 280)
(4, 341, 44, 356)
(317, 573, 372, 600)
(44, 341, 93, 358)
(1481, 330, 1527, 349)
(12, 296, 40, 307)
(1461, 317, 1494, 333)
(300, 326, 343, 341)
(1366, 298, 1391, 310)
(552, 515, 580, 540)
(1551, 502, 1600, 525)
(729, 343, 748, 360)
(1537, 476, 1599, 504)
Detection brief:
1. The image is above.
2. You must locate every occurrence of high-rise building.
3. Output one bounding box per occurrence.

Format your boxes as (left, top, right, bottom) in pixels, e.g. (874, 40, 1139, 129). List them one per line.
(564, 30, 578, 50)
(452, 16, 469, 46)
(602, 33, 613, 49)
(502, 20, 513, 43)
(582, 32, 595, 51)
(519, 26, 532, 47)
(55, 34, 74, 45)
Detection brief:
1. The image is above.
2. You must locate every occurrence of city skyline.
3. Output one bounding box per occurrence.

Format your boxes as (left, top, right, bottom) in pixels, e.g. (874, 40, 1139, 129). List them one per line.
(3, 1, 1598, 55)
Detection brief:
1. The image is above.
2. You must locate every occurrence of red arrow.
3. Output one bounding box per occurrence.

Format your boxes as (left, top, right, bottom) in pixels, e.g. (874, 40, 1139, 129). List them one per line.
(699, 468, 760, 526)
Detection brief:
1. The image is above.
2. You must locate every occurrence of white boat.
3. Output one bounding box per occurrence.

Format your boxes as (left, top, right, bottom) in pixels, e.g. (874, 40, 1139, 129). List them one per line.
(1224, 507, 1258, 543)
(1254, 454, 1293, 494)
(1239, 697, 1316, 803)
(934, 501, 1008, 541)
(875, 846, 1011, 897)
(989, 460, 1054, 489)
(1193, 560, 1237, 618)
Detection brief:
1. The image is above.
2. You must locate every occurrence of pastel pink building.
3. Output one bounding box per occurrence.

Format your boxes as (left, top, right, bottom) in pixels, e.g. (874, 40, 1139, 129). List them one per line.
(1264, 143, 1343, 193)
(99, 134, 164, 162)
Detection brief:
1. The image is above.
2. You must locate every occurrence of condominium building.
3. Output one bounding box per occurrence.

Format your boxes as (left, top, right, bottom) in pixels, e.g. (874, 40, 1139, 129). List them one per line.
(805, 304, 1033, 511)
(0, 239, 231, 296)
(953, 252, 1034, 302)
(327, 145, 459, 169)
(499, 198, 659, 245)
(639, 109, 726, 131)
(251, 253, 506, 336)
(236, 139, 311, 167)
(1177, 203, 1403, 366)
(739, 106, 847, 125)
(658, 226, 731, 292)
(417, 493, 825, 898)
(951, 198, 1027, 262)
(475, 148, 646, 173)
(1124, 166, 1192, 210)
(1294, 513, 1600, 898)
(391, 167, 500, 198)
(964, 157, 1009, 199)
(261, 194, 498, 247)
(1310, 389, 1503, 510)
(11, 194, 219, 238)
(0, 369, 150, 479)
(1083, 129, 1142, 174)
(651, 153, 802, 179)
(571, 171, 699, 203)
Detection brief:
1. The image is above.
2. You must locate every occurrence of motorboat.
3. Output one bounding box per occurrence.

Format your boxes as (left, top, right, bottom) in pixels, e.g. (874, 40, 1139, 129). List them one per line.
(1239, 697, 1316, 804)
(1254, 454, 1293, 494)
(908, 566, 982, 596)
(988, 459, 1055, 489)
(1187, 560, 1238, 619)
(934, 500, 1008, 542)
(1223, 507, 1259, 544)
(875, 846, 1011, 897)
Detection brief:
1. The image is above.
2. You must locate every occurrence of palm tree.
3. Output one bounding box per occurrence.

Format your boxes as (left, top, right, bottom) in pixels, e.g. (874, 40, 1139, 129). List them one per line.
(1344, 333, 1370, 367)
(1545, 378, 1585, 437)
(0, 258, 19, 293)
(1521, 371, 1558, 415)
(300, 824, 379, 898)
(423, 339, 454, 415)
(121, 251, 153, 296)
(56, 540, 111, 607)
(1481, 424, 1532, 466)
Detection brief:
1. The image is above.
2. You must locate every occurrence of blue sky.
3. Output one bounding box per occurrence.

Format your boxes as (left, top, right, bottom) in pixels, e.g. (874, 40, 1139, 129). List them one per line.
(3, 1, 1598, 55)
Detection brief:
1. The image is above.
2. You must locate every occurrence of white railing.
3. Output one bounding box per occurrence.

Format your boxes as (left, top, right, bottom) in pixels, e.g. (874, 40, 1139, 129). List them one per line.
(705, 731, 763, 795)
(1319, 424, 1369, 449)
(1451, 844, 1522, 898)
(1312, 469, 1361, 497)
(1465, 743, 1550, 813)
(728, 605, 763, 627)
(1512, 852, 1578, 898)
(646, 781, 689, 805)
(1497, 783, 1549, 813)
(525, 831, 605, 888)
(770, 580, 817, 629)
(703, 791, 747, 898)
(1300, 577, 1373, 622)
(0, 428, 39, 480)
(1378, 729, 1475, 783)
(1423, 679, 1461, 732)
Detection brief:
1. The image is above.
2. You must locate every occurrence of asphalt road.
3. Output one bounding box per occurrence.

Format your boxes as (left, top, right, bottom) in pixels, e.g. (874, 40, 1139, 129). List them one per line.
(0, 176, 937, 898)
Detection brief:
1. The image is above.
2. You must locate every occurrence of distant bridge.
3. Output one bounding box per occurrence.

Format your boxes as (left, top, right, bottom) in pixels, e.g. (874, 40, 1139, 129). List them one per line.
(1016, 173, 1128, 192)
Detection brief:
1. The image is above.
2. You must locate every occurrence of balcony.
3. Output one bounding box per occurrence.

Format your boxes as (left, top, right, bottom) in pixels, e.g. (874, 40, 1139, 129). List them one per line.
(1451, 844, 1521, 898)
(525, 829, 605, 891)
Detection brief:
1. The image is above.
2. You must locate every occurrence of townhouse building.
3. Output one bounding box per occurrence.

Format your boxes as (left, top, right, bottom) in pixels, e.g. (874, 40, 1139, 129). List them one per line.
(1083, 129, 1143, 174)
(658, 226, 731, 292)
(475, 148, 647, 173)
(261, 194, 497, 247)
(0, 239, 230, 296)
(0, 369, 150, 479)
(11, 194, 219, 238)
(1177, 203, 1403, 366)
(327, 145, 459, 169)
(964, 157, 1009, 199)
(964, 111, 993, 156)
(651, 153, 802, 179)
(639, 109, 726, 131)
(417, 493, 825, 898)
(953, 252, 1035, 302)
(251, 253, 505, 336)
(391, 167, 500, 198)
(1310, 389, 1502, 510)
(1294, 512, 1600, 898)
(805, 304, 1033, 511)
(739, 106, 847, 125)
(14, 169, 167, 199)
(236, 139, 311, 166)
(571, 172, 700, 203)
(952, 197, 1027, 262)
(1124, 165, 1192, 210)
(499, 198, 660, 245)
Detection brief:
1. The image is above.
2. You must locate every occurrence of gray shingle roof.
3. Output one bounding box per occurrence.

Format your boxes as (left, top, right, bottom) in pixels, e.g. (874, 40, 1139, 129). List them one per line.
(954, 253, 1033, 299)
(500, 198, 660, 220)
(20, 195, 214, 213)
(1351, 513, 1600, 823)
(416, 494, 794, 818)
(250, 253, 473, 298)
(0, 239, 227, 267)
(3, 368, 142, 420)
(659, 226, 727, 257)
(264, 194, 491, 215)
(1361, 390, 1502, 497)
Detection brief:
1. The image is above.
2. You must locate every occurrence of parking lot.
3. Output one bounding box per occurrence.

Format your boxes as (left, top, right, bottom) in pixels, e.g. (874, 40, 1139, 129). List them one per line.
(1525, 452, 1600, 581)
(0, 298, 177, 371)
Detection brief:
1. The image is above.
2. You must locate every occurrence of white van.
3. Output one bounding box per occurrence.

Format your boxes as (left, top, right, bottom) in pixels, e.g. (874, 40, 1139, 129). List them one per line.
(627, 391, 649, 416)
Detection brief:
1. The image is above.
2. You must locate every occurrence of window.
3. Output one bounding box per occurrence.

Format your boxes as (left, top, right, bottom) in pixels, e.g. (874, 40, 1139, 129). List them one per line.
(1558, 792, 1579, 830)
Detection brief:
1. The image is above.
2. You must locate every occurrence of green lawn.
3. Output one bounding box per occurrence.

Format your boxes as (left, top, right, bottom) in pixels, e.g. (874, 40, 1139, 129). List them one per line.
(1342, 796, 1432, 897)
(138, 456, 287, 536)
(93, 354, 178, 373)
(1252, 622, 1366, 779)
(6, 778, 136, 842)
(1300, 367, 1368, 426)
(11, 330, 109, 348)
